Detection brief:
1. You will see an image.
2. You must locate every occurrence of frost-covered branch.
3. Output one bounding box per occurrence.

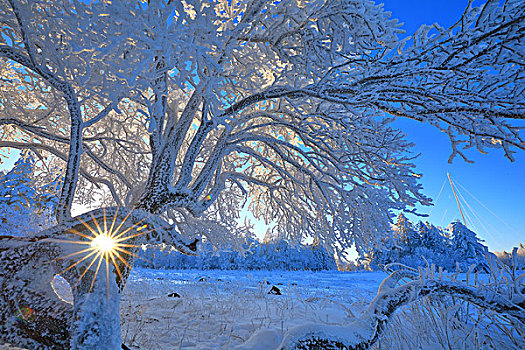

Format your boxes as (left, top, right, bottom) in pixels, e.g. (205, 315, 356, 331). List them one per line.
(0, 0, 522, 279)
(0, 141, 123, 205)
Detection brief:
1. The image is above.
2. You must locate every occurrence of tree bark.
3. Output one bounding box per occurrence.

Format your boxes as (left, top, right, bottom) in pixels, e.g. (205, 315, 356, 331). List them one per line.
(0, 236, 72, 349)
(68, 269, 122, 350)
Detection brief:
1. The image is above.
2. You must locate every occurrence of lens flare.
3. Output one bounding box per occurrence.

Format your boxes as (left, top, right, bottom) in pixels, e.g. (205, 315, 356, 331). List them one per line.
(54, 208, 154, 294)
(15, 306, 36, 323)
(91, 234, 115, 253)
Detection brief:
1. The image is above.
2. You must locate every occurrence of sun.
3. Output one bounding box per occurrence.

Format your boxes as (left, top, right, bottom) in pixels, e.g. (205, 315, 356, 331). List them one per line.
(91, 234, 116, 253)
(53, 208, 153, 293)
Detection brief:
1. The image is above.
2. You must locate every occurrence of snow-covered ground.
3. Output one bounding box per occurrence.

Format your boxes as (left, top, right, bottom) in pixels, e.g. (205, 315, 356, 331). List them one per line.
(120, 268, 387, 349)
(1, 268, 388, 350)
(3, 268, 521, 349)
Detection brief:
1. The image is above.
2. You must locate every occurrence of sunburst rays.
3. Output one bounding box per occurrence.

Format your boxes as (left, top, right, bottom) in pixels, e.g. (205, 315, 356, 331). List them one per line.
(53, 208, 154, 293)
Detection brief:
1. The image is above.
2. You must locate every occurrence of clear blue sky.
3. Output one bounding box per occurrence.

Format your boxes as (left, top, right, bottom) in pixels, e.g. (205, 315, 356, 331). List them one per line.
(1, 0, 523, 253)
(381, 0, 525, 252)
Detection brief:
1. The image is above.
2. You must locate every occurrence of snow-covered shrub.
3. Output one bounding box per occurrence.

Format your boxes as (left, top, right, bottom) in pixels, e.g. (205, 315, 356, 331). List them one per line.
(336, 258, 373, 272)
(0, 152, 59, 236)
(495, 244, 525, 269)
(396, 246, 454, 270)
(372, 255, 525, 350)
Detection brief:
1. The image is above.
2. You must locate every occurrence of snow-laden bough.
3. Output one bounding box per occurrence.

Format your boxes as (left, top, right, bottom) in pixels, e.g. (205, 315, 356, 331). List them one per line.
(276, 266, 525, 349)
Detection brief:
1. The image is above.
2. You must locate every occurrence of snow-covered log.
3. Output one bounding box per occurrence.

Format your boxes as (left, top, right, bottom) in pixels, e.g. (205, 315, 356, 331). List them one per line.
(278, 271, 525, 349)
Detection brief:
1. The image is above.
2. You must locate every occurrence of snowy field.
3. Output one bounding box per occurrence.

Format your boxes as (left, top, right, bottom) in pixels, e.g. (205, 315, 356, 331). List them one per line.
(119, 268, 388, 349)
(118, 268, 524, 350)
(0, 268, 388, 350)
(2, 268, 523, 349)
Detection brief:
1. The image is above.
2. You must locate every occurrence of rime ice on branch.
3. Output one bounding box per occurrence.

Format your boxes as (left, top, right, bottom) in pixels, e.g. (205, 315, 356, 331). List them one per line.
(1, 0, 523, 254)
(0, 0, 523, 348)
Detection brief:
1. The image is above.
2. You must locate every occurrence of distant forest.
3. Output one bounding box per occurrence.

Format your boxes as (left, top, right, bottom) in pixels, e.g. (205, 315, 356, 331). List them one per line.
(136, 238, 338, 271)
(1, 160, 522, 273)
(136, 213, 499, 272)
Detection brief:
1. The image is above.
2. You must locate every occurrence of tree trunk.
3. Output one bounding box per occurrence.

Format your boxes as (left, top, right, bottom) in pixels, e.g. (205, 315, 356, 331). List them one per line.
(67, 269, 122, 350)
(0, 207, 195, 349)
(0, 235, 124, 350)
(0, 236, 72, 349)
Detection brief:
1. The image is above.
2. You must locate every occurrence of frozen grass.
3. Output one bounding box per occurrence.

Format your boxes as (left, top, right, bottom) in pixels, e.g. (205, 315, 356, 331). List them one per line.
(375, 296, 525, 350)
(119, 269, 386, 349)
(373, 262, 525, 350)
(2, 268, 522, 349)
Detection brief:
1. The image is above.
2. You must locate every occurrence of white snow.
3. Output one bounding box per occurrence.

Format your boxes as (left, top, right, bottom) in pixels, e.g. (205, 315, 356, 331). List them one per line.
(119, 268, 387, 349)
(2, 267, 523, 349)
(30, 268, 385, 349)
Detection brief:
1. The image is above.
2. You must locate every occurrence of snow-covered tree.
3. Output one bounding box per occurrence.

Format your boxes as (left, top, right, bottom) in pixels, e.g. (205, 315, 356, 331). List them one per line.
(0, 0, 523, 348)
(393, 212, 420, 249)
(310, 236, 338, 271)
(0, 151, 58, 236)
(448, 221, 488, 268)
(2, 0, 524, 252)
(138, 237, 338, 270)
(370, 218, 488, 271)
(416, 221, 445, 252)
